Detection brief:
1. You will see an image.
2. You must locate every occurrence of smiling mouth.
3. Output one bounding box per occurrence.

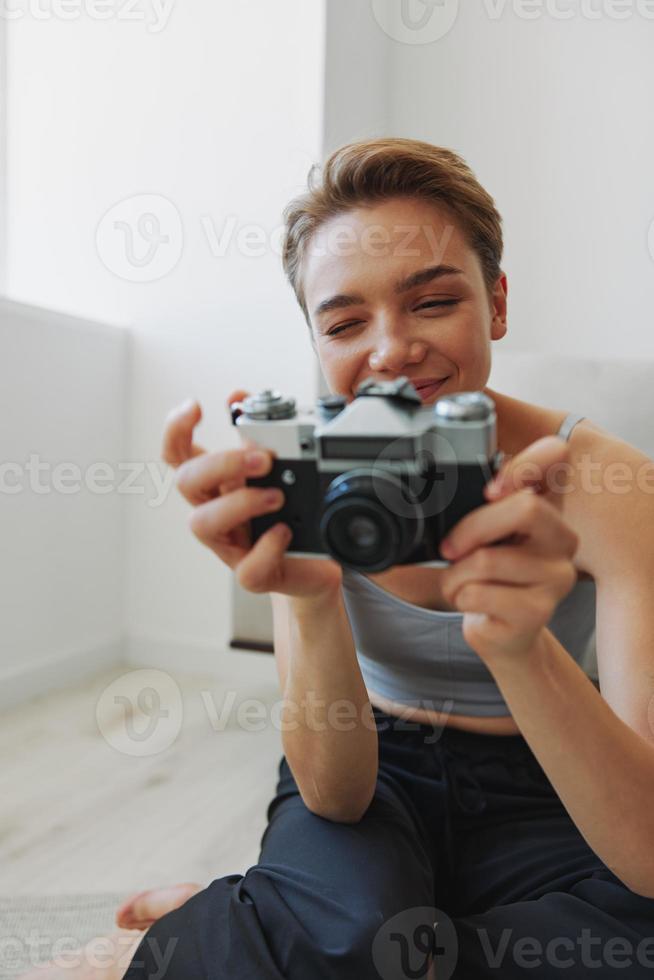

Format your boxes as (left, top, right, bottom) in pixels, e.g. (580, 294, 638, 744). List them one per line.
(415, 378, 449, 401)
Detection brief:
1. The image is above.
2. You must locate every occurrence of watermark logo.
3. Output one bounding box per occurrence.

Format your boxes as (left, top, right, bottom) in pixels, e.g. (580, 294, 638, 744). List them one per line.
(371, 0, 460, 44)
(96, 194, 183, 282)
(372, 906, 458, 980)
(368, 434, 466, 525)
(96, 668, 183, 756)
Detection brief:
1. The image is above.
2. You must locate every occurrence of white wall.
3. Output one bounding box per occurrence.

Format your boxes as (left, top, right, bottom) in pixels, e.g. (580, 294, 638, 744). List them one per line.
(0, 15, 6, 292)
(5, 2, 653, 689)
(4, 2, 325, 676)
(380, 1, 654, 359)
(322, 0, 390, 156)
(0, 299, 127, 708)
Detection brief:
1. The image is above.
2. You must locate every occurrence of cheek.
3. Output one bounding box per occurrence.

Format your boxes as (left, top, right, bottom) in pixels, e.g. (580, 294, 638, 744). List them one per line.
(317, 344, 352, 385)
(449, 309, 491, 352)
(319, 342, 373, 397)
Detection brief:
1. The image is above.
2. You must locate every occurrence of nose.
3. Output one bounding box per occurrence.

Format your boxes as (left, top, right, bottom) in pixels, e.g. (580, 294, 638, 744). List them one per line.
(368, 319, 428, 374)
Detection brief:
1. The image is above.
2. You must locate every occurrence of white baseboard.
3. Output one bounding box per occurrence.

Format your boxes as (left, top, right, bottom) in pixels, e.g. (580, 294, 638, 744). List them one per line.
(0, 636, 125, 712)
(0, 634, 279, 713)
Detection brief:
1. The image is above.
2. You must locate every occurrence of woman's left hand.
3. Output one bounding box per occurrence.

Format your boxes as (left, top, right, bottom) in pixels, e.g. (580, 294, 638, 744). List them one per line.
(439, 436, 580, 664)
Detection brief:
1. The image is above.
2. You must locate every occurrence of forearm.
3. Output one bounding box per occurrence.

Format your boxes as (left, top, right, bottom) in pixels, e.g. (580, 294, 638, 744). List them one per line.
(279, 588, 378, 823)
(485, 629, 654, 896)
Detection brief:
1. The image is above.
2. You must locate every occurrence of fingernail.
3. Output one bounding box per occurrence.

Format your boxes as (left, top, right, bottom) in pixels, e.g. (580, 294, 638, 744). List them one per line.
(180, 398, 197, 414)
(275, 523, 292, 542)
(245, 450, 268, 470)
(263, 488, 283, 507)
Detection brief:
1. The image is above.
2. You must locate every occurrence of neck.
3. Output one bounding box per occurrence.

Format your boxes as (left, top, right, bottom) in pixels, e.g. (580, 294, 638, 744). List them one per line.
(482, 385, 514, 456)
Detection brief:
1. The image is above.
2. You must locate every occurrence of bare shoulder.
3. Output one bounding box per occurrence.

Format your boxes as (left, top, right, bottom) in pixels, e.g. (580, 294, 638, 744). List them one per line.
(545, 415, 654, 581)
(489, 389, 654, 580)
(487, 387, 590, 452)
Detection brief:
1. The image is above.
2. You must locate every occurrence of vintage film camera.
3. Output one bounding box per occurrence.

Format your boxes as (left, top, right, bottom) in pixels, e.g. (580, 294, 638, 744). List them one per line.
(230, 376, 503, 573)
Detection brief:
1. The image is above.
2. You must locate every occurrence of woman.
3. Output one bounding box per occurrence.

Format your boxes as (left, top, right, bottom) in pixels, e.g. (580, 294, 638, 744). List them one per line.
(26, 138, 654, 979)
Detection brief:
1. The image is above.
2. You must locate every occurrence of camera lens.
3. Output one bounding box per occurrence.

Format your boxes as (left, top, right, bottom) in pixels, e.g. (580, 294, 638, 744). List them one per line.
(319, 470, 423, 572)
(325, 503, 390, 568)
(346, 515, 380, 550)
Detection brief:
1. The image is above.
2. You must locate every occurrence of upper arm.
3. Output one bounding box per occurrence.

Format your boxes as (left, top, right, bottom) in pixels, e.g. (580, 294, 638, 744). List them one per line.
(568, 426, 654, 742)
(270, 592, 291, 693)
(594, 563, 654, 744)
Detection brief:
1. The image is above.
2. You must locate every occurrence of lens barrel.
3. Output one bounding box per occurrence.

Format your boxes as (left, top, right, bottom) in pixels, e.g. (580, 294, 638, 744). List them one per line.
(319, 469, 423, 572)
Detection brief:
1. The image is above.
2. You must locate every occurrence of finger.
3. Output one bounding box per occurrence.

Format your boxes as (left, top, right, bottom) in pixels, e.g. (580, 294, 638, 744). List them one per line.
(176, 446, 275, 506)
(441, 547, 578, 606)
(226, 388, 250, 409)
(235, 521, 294, 593)
(485, 436, 570, 501)
(188, 484, 286, 561)
(441, 488, 579, 561)
(454, 581, 563, 632)
(162, 400, 206, 467)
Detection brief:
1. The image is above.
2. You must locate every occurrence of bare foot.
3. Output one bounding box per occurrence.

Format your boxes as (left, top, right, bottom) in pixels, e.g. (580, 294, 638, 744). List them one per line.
(115, 882, 203, 930)
(17, 928, 144, 979)
(16, 884, 203, 979)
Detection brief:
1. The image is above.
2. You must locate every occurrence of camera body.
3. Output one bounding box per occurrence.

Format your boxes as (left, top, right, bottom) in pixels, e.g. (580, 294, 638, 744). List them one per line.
(230, 376, 503, 573)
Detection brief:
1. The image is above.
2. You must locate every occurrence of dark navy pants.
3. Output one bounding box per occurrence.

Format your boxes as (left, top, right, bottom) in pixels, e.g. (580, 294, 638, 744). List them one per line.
(124, 705, 654, 978)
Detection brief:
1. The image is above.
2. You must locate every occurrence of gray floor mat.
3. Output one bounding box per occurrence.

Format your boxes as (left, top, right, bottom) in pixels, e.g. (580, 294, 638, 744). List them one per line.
(0, 894, 131, 978)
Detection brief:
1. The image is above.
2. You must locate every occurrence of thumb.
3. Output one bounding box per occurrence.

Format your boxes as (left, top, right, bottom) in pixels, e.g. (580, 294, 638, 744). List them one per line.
(226, 388, 250, 409)
(484, 435, 569, 500)
(162, 400, 207, 468)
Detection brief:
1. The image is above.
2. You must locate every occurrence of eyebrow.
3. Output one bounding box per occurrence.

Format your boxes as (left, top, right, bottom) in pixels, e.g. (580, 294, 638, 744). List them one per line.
(312, 264, 465, 322)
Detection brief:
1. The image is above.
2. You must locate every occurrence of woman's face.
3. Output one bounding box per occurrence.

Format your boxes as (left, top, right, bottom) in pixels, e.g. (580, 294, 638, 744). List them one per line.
(301, 196, 508, 404)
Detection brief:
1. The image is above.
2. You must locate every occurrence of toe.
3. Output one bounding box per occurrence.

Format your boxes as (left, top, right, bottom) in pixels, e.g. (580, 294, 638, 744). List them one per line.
(115, 883, 202, 930)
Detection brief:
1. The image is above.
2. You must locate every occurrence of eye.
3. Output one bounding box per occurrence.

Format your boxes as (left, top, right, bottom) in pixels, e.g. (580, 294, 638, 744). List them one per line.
(414, 299, 460, 312)
(326, 320, 363, 337)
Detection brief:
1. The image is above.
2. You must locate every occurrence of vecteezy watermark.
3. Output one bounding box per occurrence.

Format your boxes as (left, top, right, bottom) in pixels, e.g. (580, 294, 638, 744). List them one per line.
(96, 196, 457, 282)
(372, 907, 458, 980)
(486, 451, 654, 498)
(96, 194, 183, 282)
(371, 0, 461, 45)
(95, 674, 452, 756)
(202, 214, 456, 262)
(0, 931, 178, 979)
(370, 911, 654, 976)
(96, 669, 184, 757)
(0, 455, 175, 506)
(371, 0, 654, 46)
(355, 441, 654, 529)
(201, 691, 451, 743)
(0, 0, 176, 32)
(480, 0, 654, 21)
(476, 927, 654, 971)
(370, 438, 477, 524)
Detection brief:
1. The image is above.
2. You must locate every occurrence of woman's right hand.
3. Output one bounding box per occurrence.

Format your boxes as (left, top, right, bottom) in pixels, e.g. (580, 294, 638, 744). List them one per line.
(161, 392, 343, 600)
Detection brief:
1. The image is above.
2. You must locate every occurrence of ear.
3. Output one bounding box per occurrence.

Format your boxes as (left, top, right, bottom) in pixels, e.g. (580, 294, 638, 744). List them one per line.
(490, 273, 508, 341)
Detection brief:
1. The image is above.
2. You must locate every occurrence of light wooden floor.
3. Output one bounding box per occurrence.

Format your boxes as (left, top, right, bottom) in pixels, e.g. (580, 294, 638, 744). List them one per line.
(0, 656, 284, 897)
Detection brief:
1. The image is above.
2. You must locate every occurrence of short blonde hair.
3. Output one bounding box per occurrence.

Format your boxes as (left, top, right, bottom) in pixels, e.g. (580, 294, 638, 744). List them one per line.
(282, 137, 504, 329)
